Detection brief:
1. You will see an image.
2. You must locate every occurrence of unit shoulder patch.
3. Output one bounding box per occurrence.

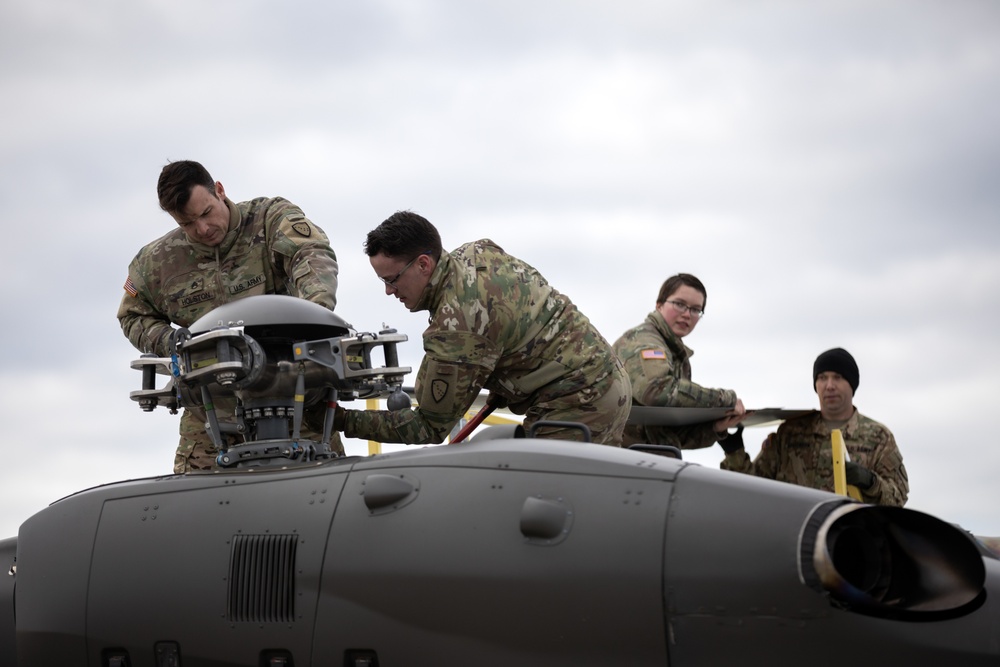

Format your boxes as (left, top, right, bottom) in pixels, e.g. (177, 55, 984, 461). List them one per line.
(431, 379, 449, 403)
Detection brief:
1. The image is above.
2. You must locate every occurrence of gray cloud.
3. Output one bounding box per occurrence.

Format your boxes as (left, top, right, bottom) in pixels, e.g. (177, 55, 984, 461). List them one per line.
(2, 0, 999, 538)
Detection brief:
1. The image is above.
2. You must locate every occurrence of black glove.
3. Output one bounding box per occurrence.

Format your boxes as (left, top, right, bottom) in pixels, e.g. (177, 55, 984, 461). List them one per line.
(333, 405, 347, 431)
(718, 425, 745, 455)
(845, 461, 875, 490)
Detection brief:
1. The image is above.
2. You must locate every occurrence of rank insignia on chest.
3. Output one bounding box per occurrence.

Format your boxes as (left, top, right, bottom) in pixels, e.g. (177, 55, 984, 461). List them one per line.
(291, 221, 312, 237)
(641, 349, 666, 360)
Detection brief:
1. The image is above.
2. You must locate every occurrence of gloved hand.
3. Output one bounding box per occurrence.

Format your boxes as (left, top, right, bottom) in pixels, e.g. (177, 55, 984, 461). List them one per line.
(718, 425, 745, 455)
(333, 405, 347, 431)
(845, 461, 876, 490)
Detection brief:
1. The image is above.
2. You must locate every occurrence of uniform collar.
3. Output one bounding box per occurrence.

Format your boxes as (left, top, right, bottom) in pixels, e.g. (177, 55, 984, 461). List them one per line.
(816, 408, 860, 435)
(413, 248, 452, 314)
(646, 311, 693, 360)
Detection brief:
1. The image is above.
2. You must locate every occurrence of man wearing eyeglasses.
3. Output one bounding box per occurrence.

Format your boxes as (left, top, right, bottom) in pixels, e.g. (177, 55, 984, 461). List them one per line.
(117, 160, 342, 472)
(334, 210, 631, 446)
(612, 273, 745, 450)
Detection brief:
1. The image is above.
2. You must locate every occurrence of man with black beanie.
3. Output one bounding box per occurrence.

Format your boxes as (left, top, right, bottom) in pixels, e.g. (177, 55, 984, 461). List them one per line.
(719, 348, 908, 506)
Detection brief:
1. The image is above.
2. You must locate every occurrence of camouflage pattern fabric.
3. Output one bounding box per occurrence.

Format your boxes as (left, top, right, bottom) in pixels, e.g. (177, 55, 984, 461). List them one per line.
(721, 409, 909, 507)
(117, 196, 340, 472)
(343, 239, 630, 446)
(117, 196, 338, 357)
(612, 312, 737, 449)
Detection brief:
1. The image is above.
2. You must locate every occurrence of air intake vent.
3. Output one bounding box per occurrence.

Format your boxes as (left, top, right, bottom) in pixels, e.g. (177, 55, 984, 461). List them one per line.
(227, 534, 297, 623)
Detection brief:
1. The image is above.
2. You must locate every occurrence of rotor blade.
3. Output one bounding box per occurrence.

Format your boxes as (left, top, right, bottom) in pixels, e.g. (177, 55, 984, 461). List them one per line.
(627, 406, 814, 428)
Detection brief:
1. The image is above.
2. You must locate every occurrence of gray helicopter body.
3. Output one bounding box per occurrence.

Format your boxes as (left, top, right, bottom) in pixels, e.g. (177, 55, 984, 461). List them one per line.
(3, 439, 998, 666)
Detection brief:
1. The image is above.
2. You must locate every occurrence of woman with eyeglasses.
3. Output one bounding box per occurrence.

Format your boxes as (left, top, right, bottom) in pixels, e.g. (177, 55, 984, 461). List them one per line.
(612, 273, 745, 450)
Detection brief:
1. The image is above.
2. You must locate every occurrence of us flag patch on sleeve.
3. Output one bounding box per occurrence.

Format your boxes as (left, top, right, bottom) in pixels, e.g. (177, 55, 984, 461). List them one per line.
(123, 276, 138, 297)
(641, 349, 666, 360)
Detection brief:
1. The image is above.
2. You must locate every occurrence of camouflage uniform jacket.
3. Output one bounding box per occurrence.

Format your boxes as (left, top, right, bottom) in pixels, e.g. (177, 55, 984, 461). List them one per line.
(117, 197, 338, 356)
(721, 409, 909, 507)
(612, 312, 736, 449)
(344, 239, 627, 444)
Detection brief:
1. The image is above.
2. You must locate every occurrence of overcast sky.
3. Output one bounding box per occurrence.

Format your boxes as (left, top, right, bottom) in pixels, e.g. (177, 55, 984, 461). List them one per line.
(2, 0, 999, 540)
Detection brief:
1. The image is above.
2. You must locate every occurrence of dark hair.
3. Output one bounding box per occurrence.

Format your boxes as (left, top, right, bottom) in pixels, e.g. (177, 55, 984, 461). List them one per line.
(656, 273, 707, 311)
(364, 210, 443, 259)
(157, 160, 215, 214)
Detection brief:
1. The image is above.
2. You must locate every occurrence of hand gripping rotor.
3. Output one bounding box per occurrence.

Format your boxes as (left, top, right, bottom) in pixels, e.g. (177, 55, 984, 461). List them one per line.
(129, 295, 411, 469)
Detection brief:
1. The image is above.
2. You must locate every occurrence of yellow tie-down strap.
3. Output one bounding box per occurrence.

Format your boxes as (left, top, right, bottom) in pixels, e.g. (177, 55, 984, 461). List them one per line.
(478, 412, 521, 426)
(366, 398, 382, 455)
(831, 429, 863, 501)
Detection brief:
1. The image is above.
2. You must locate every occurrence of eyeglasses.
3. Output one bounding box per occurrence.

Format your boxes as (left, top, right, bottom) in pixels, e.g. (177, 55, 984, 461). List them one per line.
(665, 300, 705, 318)
(379, 255, 422, 288)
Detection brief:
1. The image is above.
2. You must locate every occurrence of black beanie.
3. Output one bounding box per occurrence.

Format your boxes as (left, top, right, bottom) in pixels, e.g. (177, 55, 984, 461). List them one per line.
(813, 348, 859, 395)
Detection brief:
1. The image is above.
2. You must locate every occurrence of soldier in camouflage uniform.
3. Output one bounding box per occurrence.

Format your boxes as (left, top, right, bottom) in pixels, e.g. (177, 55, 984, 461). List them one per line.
(720, 348, 908, 507)
(612, 273, 745, 449)
(334, 211, 630, 445)
(117, 160, 342, 473)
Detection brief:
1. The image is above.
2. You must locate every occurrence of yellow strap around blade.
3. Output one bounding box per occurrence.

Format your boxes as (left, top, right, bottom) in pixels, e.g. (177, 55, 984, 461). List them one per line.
(367, 398, 382, 455)
(831, 429, 862, 500)
(480, 413, 520, 426)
